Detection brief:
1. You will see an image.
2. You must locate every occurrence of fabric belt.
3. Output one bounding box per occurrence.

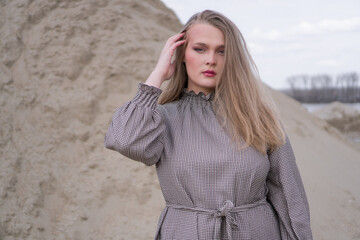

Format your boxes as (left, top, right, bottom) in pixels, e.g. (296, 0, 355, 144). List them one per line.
(166, 198, 267, 240)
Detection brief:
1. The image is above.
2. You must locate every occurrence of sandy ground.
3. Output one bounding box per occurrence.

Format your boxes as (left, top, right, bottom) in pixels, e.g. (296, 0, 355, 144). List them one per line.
(0, 0, 359, 239)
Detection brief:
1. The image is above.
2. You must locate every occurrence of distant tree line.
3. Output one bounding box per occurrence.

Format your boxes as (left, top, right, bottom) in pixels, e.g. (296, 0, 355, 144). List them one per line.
(282, 72, 360, 103)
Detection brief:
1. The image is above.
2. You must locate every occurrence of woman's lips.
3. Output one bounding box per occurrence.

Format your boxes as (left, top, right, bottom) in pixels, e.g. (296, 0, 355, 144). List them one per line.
(203, 70, 216, 77)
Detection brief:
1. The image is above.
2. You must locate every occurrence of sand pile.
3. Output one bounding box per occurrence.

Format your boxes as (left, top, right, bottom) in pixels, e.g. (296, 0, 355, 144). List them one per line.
(0, 0, 181, 239)
(313, 102, 360, 151)
(0, 0, 359, 239)
(313, 101, 360, 121)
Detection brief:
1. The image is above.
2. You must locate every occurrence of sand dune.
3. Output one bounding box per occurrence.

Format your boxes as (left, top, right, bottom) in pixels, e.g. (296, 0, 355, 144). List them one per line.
(0, 0, 359, 239)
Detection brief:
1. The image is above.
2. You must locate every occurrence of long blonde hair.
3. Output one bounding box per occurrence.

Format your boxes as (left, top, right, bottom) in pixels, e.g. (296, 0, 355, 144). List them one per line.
(159, 10, 285, 155)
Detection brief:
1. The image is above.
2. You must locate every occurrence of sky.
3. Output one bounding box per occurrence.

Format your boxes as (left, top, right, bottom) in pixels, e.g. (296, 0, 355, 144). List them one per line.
(161, 0, 360, 89)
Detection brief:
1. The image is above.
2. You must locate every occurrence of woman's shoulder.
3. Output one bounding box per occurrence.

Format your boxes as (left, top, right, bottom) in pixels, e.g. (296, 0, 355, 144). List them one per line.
(155, 100, 180, 117)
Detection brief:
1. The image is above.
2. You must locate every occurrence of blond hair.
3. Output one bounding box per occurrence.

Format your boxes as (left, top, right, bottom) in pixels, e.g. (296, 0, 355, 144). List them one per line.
(159, 10, 285, 155)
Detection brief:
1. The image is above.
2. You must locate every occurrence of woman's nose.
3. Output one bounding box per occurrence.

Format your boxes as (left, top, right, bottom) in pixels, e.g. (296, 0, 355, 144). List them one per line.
(206, 53, 216, 65)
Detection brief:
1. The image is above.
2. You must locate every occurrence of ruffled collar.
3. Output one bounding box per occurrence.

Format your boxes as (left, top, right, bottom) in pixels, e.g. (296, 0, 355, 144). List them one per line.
(181, 88, 215, 103)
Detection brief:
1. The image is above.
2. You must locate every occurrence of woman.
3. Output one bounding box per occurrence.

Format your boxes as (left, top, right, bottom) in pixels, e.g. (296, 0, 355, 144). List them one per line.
(105, 10, 313, 240)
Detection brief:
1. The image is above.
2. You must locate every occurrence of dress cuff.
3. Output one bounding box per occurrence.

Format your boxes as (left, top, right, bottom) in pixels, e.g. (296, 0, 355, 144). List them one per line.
(131, 82, 163, 109)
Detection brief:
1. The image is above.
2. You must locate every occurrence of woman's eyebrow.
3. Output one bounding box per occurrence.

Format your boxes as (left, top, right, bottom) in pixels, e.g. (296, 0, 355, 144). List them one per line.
(193, 42, 225, 48)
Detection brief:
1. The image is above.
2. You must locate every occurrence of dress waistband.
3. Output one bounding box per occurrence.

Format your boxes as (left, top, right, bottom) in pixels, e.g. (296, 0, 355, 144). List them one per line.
(166, 198, 267, 240)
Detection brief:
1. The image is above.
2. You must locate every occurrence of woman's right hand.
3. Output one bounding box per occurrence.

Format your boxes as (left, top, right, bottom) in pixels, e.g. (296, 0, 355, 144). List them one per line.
(145, 32, 186, 88)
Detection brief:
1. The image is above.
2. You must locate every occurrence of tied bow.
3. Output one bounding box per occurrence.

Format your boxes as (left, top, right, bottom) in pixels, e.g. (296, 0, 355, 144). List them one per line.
(214, 200, 239, 240)
(165, 198, 267, 240)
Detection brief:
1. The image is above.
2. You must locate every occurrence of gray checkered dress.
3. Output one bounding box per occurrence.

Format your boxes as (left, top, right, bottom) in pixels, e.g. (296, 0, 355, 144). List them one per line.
(105, 83, 313, 240)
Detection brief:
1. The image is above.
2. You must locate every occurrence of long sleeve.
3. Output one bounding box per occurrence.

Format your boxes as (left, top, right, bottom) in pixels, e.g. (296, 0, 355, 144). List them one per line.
(266, 134, 313, 240)
(104, 82, 165, 166)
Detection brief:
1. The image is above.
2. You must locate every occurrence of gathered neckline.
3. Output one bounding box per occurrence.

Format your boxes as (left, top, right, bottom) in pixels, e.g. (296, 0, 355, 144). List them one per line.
(181, 88, 215, 102)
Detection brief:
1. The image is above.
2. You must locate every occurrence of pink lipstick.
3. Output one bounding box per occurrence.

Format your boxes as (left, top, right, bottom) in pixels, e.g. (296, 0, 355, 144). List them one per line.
(203, 70, 216, 77)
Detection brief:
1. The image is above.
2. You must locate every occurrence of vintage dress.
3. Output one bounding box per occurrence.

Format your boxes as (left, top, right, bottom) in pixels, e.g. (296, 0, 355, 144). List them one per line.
(104, 83, 313, 240)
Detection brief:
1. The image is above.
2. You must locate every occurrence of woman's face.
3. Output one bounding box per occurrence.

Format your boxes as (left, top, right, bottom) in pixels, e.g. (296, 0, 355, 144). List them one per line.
(184, 23, 225, 95)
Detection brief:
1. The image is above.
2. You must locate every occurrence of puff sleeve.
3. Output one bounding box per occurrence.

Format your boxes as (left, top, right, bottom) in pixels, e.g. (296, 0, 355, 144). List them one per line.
(104, 83, 165, 166)
(266, 134, 313, 240)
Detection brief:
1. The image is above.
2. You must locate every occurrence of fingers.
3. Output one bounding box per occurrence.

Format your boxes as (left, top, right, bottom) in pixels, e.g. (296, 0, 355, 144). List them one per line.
(153, 32, 186, 81)
(169, 32, 185, 43)
(159, 32, 186, 64)
(173, 38, 186, 48)
(165, 32, 185, 49)
(167, 33, 186, 55)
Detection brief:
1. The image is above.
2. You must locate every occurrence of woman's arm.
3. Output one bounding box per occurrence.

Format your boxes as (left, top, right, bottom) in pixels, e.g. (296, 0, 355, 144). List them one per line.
(266, 134, 313, 240)
(104, 83, 165, 166)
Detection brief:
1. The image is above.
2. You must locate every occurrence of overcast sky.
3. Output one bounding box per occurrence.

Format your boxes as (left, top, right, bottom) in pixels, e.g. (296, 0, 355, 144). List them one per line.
(161, 0, 360, 89)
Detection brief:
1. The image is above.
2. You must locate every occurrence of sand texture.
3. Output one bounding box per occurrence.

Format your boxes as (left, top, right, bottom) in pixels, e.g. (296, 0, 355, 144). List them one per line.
(0, 0, 359, 239)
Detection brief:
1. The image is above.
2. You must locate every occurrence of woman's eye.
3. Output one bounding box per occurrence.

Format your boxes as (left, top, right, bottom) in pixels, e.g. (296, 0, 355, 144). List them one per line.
(218, 50, 225, 55)
(193, 48, 204, 52)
